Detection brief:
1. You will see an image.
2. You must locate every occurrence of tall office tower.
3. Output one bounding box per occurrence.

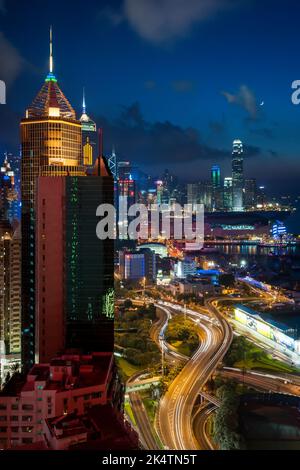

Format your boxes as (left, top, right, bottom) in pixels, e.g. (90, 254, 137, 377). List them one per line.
(198, 180, 213, 211)
(156, 180, 164, 204)
(162, 169, 175, 191)
(80, 89, 97, 167)
(20, 29, 85, 370)
(244, 178, 257, 209)
(232, 139, 244, 211)
(35, 156, 114, 363)
(0, 156, 19, 223)
(211, 165, 222, 211)
(108, 147, 117, 180)
(187, 183, 199, 211)
(256, 185, 266, 208)
(0, 223, 21, 362)
(118, 176, 136, 206)
(223, 177, 233, 211)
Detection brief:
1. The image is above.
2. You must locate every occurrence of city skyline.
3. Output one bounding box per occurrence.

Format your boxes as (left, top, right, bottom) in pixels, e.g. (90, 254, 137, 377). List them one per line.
(1, 0, 300, 194)
(1, 0, 300, 456)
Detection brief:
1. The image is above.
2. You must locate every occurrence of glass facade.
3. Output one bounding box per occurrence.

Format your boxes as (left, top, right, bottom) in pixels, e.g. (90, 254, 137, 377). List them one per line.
(65, 176, 114, 353)
(232, 139, 244, 211)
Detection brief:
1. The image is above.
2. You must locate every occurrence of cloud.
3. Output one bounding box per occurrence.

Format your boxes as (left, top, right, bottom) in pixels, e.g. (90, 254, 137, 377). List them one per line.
(100, 0, 238, 45)
(0, 0, 5, 13)
(243, 144, 261, 158)
(144, 80, 156, 89)
(97, 6, 124, 26)
(209, 119, 226, 135)
(96, 102, 232, 170)
(249, 127, 274, 139)
(243, 144, 277, 159)
(0, 32, 24, 85)
(222, 85, 259, 119)
(171, 80, 195, 92)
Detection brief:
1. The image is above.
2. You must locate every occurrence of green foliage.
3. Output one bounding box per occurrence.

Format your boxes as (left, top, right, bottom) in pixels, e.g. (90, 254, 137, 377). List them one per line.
(115, 304, 160, 368)
(213, 383, 246, 450)
(165, 315, 199, 356)
(223, 336, 250, 366)
(224, 335, 300, 373)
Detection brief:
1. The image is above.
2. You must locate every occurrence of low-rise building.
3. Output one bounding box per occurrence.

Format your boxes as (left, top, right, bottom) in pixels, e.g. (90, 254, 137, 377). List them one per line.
(0, 352, 123, 449)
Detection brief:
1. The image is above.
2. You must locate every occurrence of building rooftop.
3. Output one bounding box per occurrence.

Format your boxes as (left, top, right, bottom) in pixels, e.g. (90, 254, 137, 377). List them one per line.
(0, 352, 113, 397)
(44, 405, 139, 450)
(26, 79, 76, 120)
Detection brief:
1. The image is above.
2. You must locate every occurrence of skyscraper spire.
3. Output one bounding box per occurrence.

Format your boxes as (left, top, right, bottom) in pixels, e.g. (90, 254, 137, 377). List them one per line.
(49, 26, 53, 74)
(46, 26, 57, 82)
(82, 87, 86, 114)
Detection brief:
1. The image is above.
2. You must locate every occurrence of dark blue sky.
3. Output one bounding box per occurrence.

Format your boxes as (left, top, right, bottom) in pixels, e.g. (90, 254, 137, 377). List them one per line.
(0, 0, 300, 193)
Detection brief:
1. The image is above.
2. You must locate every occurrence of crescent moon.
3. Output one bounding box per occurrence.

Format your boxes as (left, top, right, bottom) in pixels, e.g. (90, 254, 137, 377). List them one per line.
(260, 101, 264, 106)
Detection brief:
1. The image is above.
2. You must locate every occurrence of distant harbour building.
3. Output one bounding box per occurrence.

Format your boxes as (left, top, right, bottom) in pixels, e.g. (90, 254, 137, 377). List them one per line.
(232, 139, 244, 212)
(272, 220, 287, 240)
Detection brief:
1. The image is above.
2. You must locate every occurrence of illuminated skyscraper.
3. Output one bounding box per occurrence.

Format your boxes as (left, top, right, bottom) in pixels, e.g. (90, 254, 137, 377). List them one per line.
(211, 165, 222, 211)
(0, 155, 19, 223)
(20, 29, 85, 370)
(244, 178, 257, 209)
(223, 177, 233, 211)
(232, 139, 244, 211)
(108, 147, 117, 180)
(0, 223, 21, 363)
(80, 88, 97, 167)
(187, 183, 199, 211)
(198, 180, 212, 211)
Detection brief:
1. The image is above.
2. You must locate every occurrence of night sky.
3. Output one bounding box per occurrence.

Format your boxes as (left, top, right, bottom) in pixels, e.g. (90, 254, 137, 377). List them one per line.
(0, 0, 300, 194)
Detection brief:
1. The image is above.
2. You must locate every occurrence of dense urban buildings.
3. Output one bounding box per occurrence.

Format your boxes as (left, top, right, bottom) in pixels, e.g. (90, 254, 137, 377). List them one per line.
(0, 223, 21, 384)
(2, 2, 300, 455)
(0, 352, 135, 449)
(0, 30, 137, 452)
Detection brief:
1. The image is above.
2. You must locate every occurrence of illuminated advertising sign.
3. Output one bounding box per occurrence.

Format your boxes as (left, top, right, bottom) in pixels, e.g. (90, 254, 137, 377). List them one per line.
(235, 309, 247, 325)
(256, 321, 272, 339)
(235, 307, 296, 353)
(273, 329, 294, 350)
